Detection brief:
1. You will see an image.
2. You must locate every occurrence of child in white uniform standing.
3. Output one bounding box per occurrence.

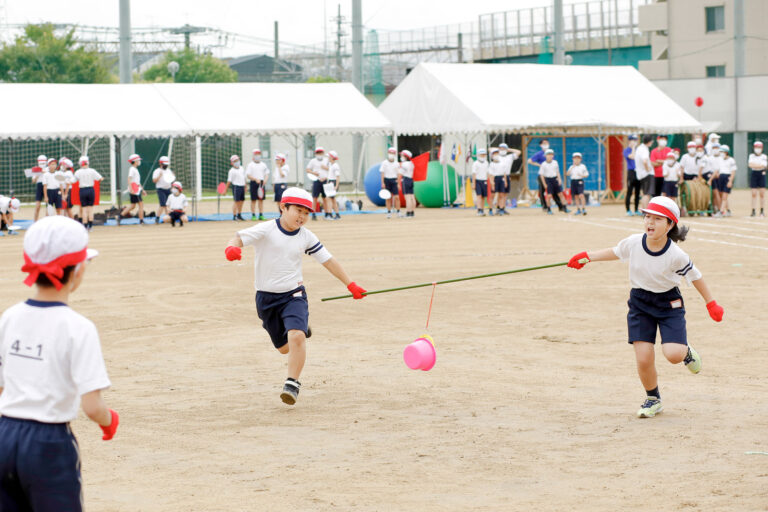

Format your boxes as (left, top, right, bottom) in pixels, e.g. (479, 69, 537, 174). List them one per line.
(568, 196, 723, 418)
(566, 152, 588, 215)
(471, 148, 490, 216)
(42, 158, 64, 216)
(0, 216, 119, 511)
(327, 150, 342, 220)
(661, 151, 682, 199)
(272, 153, 289, 211)
(59, 158, 76, 219)
(152, 156, 173, 224)
(32, 155, 47, 221)
(121, 154, 145, 223)
(74, 157, 103, 230)
(538, 149, 569, 214)
(379, 148, 400, 219)
(226, 155, 247, 221)
(246, 149, 269, 221)
(398, 150, 416, 218)
(714, 144, 736, 217)
(748, 141, 767, 217)
(224, 187, 367, 405)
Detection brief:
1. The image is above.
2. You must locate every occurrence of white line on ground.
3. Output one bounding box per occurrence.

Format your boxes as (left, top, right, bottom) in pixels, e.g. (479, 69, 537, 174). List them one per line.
(606, 217, 768, 243)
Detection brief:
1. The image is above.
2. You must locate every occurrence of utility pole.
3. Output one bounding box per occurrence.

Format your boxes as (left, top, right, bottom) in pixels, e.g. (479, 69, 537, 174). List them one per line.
(733, 0, 746, 187)
(352, 0, 363, 191)
(553, 0, 564, 65)
(169, 24, 206, 49)
(119, 0, 132, 83)
(335, 4, 345, 81)
(274, 21, 279, 74)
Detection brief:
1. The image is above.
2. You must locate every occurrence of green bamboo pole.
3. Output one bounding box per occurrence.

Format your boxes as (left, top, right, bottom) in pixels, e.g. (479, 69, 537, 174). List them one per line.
(321, 260, 584, 302)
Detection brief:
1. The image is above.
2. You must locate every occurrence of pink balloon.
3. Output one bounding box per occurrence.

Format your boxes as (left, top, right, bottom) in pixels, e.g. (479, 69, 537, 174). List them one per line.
(217, 182, 227, 195)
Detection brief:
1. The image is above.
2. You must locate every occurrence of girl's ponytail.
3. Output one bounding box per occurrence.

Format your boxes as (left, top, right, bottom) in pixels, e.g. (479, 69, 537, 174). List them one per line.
(668, 221, 689, 242)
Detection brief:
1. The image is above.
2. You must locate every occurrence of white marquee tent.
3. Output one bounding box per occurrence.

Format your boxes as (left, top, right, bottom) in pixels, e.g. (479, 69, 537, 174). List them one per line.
(379, 63, 702, 136)
(0, 82, 391, 202)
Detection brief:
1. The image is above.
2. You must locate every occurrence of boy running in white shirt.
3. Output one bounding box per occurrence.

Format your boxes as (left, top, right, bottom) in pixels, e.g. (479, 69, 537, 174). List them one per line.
(471, 148, 490, 216)
(226, 155, 247, 221)
(74, 156, 104, 230)
(748, 141, 767, 217)
(224, 187, 367, 405)
(661, 151, 682, 199)
(246, 149, 269, 221)
(163, 181, 188, 227)
(568, 196, 723, 418)
(0, 216, 119, 511)
(566, 152, 588, 215)
(121, 154, 145, 223)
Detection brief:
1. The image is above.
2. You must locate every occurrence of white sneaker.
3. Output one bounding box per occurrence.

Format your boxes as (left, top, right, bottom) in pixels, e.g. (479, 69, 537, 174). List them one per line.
(637, 397, 663, 418)
(684, 346, 702, 374)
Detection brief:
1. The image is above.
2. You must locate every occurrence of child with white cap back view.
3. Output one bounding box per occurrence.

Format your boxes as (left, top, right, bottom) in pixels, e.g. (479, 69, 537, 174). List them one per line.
(152, 155, 174, 223)
(224, 187, 367, 405)
(74, 156, 104, 230)
(568, 196, 723, 418)
(0, 216, 119, 510)
(748, 141, 767, 217)
(246, 149, 269, 221)
(566, 152, 588, 215)
(226, 155, 247, 221)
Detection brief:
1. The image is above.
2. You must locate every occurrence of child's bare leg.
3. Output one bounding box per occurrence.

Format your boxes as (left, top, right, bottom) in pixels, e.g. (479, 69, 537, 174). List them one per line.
(284, 329, 306, 380)
(633, 341, 657, 391)
(661, 343, 687, 365)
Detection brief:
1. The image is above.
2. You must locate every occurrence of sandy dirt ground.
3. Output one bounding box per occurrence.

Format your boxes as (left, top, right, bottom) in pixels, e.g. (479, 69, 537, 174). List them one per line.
(1, 190, 767, 512)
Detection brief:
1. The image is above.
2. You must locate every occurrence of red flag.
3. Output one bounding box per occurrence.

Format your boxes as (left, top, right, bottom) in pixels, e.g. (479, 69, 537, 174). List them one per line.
(412, 152, 430, 182)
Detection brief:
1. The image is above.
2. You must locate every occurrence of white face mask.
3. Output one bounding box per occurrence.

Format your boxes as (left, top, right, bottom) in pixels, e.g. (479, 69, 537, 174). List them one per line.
(696, 150, 704, 156)
(478, 156, 486, 162)
(499, 149, 507, 156)
(713, 149, 721, 156)
(688, 149, 696, 155)
(657, 140, 667, 148)
(388, 155, 395, 161)
(541, 143, 549, 150)
(755, 148, 763, 155)
(172, 189, 180, 196)
(492, 156, 500, 163)
(253, 156, 261, 162)
(400, 156, 406, 162)
(316, 155, 323, 161)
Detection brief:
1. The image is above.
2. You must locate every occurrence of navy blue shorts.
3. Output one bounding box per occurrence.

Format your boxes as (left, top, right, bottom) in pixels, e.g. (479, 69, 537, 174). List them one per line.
(250, 181, 265, 201)
(0, 417, 82, 512)
(702, 172, 713, 183)
(545, 177, 562, 195)
(157, 187, 170, 207)
(232, 185, 245, 202)
(255, 286, 309, 349)
(65, 191, 72, 208)
(129, 193, 142, 204)
(274, 183, 287, 202)
(750, 170, 767, 189)
(401, 177, 414, 195)
(35, 182, 44, 202)
(627, 288, 687, 345)
(493, 175, 508, 194)
(170, 210, 184, 221)
(717, 174, 732, 194)
(570, 179, 584, 196)
(383, 178, 399, 196)
(662, 181, 679, 198)
(80, 186, 95, 207)
(475, 179, 487, 197)
(312, 179, 326, 198)
(46, 189, 61, 209)
(683, 174, 697, 181)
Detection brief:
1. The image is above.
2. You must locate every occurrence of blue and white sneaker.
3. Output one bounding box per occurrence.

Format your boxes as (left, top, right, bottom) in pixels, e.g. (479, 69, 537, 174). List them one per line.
(637, 397, 663, 418)
(280, 378, 301, 405)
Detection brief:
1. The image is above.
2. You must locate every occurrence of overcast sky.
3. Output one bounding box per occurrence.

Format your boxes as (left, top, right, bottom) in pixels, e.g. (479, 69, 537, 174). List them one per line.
(3, 0, 556, 55)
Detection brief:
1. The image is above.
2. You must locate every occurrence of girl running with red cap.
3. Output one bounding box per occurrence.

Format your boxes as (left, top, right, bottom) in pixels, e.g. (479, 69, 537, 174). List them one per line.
(567, 196, 724, 418)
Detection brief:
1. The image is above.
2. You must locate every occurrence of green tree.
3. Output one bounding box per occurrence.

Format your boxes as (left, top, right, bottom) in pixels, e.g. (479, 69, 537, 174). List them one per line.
(0, 24, 114, 83)
(143, 49, 237, 83)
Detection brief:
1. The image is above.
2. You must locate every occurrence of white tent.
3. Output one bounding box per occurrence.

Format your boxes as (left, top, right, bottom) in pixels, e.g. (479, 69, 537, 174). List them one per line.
(379, 63, 702, 135)
(0, 82, 391, 203)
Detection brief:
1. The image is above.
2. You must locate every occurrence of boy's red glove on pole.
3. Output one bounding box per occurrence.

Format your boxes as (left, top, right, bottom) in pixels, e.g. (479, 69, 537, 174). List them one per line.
(706, 300, 724, 322)
(347, 282, 367, 299)
(100, 409, 119, 441)
(225, 246, 242, 261)
(568, 252, 590, 269)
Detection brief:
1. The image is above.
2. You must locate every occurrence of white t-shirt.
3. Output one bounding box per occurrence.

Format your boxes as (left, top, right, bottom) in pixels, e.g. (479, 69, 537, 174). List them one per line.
(718, 156, 737, 175)
(679, 154, 702, 177)
(567, 164, 588, 180)
(227, 166, 246, 187)
(705, 154, 721, 174)
(398, 161, 414, 179)
(167, 192, 187, 211)
(749, 153, 767, 170)
(328, 162, 342, 181)
(246, 161, 269, 182)
(43, 171, 64, 190)
(0, 196, 10, 214)
(125, 166, 141, 193)
(634, 144, 652, 180)
(153, 168, 173, 190)
(538, 160, 560, 179)
(75, 167, 104, 188)
(273, 164, 289, 184)
(662, 161, 682, 182)
(488, 160, 506, 177)
(238, 219, 333, 293)
(307, 158, 329, 181)
(471, 160, 489, 180)
(63, 170, 75, 188)
(613, 233, 702, 293)
(0, 300, 111, 423)
(379, 160, 399, 179)
(500, 153, 516, 175)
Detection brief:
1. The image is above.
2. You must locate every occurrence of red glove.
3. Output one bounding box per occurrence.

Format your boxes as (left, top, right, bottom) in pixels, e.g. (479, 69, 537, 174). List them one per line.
(225, 246, 242, 261)
(347, 282, 367, 300)
(568, 252, 590, 270)
(706, 300, 724, 322)
(100, 409, 119, 441)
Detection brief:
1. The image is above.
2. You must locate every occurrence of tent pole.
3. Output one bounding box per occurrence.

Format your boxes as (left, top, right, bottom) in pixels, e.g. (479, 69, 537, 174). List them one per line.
(597, 127, 603, 204)
(109, 136, 117, 205)
(356, 136, 368, 197)
(195, 135, 202, 219)
(115, 136, 122, 226)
